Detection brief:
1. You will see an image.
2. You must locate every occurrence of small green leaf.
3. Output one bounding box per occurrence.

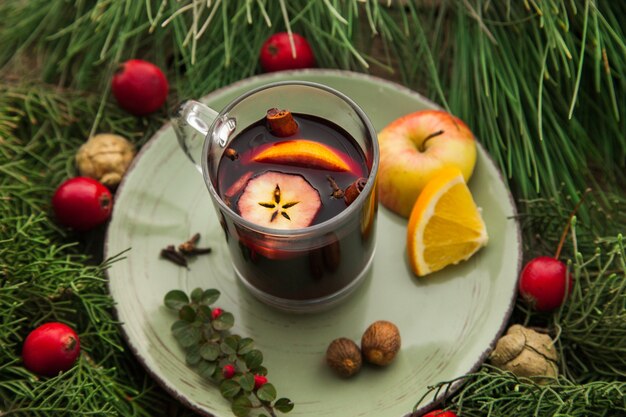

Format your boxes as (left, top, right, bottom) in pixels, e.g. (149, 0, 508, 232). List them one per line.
(244, 349, 263, 369)
(171, 320, 190, 336)
(176, 325, 202, 348)
(196, 360, 217, 380)
(220, 335, 239, 355)
(199, 341, 221, 361)
(274, 398, 294, 413)
(197, 305, 212, 321)
(186, 344, 202, 365)
(219, 379, 241, 399)
(256, 383, 276, 402)
(231, 395, 252, 417)
(213, 312, 235, 331)
(202, 288, 221, 305)
(200, 320, 215, 336)
(237, 337, 254, 354)
(251, 365, 267, 376)
(164, 290, 189, 310)
(235, 373, 255, 392)
(205, 327, 219, 342)
(179, 305, 197, 322)
(190, 287, 204, 303)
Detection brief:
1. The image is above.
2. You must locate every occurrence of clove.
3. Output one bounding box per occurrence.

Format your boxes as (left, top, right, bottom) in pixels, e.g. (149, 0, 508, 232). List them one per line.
(224, 148, 239, 161)
(327, 176, 345, 199)
(160, 233, 213, 268)
(178, 233, 212, 256)
(161, 245, 188, 268)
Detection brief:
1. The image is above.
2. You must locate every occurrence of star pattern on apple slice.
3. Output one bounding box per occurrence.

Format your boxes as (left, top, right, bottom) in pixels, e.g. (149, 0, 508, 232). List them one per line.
(258, 183, 300, 223)
(238, 171, 322, 229)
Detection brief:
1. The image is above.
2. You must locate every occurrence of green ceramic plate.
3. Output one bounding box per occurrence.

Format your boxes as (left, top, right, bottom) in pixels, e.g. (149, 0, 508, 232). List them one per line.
(105, 70, 521, 417)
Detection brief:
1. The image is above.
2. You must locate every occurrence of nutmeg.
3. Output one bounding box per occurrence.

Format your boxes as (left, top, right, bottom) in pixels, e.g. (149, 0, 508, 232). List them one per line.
(75, 133, 135, 187)
(325, 337, 362, 378)
(361, 320, 401, 366)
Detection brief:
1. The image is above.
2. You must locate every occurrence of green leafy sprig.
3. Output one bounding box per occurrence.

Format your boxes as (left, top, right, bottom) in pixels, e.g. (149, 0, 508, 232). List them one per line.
(164, 288, 294, 417)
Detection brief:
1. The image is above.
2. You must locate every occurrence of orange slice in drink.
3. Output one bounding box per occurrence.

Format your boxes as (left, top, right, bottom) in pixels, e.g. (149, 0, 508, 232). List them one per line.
(406, 167, 488, 277)
(251, 140, 352, 172)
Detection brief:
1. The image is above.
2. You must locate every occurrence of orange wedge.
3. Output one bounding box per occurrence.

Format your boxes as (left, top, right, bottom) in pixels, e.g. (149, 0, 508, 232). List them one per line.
(407, 167, 488, 277)
(251, 140, 351, 172)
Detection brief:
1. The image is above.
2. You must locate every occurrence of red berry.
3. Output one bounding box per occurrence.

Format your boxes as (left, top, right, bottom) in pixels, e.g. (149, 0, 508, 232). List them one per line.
(422, 410, 458, 417)
(111, 59, 169, 116)
(518, 256, 571, 311)
(52, 177, 112, 231)
(222, 364, 235, 379)
(211, 307, 223, 320)
(259, 32, 315, 73)
(22, 322, 80, 377)
(253, 374, 268, 389)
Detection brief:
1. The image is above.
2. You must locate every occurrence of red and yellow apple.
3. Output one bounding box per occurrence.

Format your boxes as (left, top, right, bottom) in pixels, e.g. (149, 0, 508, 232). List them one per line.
(377, 110, 477, 218)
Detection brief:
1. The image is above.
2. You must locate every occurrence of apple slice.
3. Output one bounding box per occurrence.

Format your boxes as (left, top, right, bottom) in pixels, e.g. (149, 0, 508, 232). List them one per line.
(237, 171, 321, 229)
(251, 140, 352, 172)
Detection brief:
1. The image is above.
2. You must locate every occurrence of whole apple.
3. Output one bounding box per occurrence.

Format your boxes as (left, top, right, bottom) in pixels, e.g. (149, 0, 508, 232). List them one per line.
(377, 110, 477, 218)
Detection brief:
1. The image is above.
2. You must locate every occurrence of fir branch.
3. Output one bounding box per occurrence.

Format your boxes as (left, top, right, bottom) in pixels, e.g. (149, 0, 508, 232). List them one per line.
(436, 1, 626, 213)
(0, 211, 167, 417)
(415, 365, 626, 416)
(0, 81, 180, 417)
(517, 188, 626, 260)
(556, 231, 626, 381)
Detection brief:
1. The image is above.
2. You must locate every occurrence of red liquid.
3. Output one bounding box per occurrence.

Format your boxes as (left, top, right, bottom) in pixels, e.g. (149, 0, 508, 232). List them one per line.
(217, 113, 368, 223)
(214, 113, 376, 303)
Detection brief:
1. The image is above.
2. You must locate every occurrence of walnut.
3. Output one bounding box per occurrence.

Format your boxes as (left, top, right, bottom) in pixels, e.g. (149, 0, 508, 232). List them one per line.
(76, 133, 135, 187)
(489, 324, 558, 382)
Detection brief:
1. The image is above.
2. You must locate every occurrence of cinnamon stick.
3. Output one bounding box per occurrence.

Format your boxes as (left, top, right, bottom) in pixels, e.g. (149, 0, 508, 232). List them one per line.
(344, 178, 368, 206)
(266, 108, 298, 137)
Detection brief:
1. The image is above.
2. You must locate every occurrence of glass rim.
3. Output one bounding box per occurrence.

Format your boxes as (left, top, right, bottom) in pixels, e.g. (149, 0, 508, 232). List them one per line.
(201, 80, 379, 238)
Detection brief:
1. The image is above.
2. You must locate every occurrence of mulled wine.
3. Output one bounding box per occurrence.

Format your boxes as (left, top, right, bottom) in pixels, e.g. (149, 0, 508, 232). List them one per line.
(215, 110, 377, 304)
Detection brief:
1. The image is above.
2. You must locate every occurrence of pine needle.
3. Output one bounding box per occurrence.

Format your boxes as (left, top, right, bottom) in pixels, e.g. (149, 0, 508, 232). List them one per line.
(415, 366, 626, 416)
(557, 231, 626, 381)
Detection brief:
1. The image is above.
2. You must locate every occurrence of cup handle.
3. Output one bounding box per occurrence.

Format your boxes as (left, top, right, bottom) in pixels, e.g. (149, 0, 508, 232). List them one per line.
(172, 100, 218, 172)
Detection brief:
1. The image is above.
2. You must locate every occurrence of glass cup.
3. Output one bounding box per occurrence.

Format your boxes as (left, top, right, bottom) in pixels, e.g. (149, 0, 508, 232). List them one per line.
(172, 81, 379, 313)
